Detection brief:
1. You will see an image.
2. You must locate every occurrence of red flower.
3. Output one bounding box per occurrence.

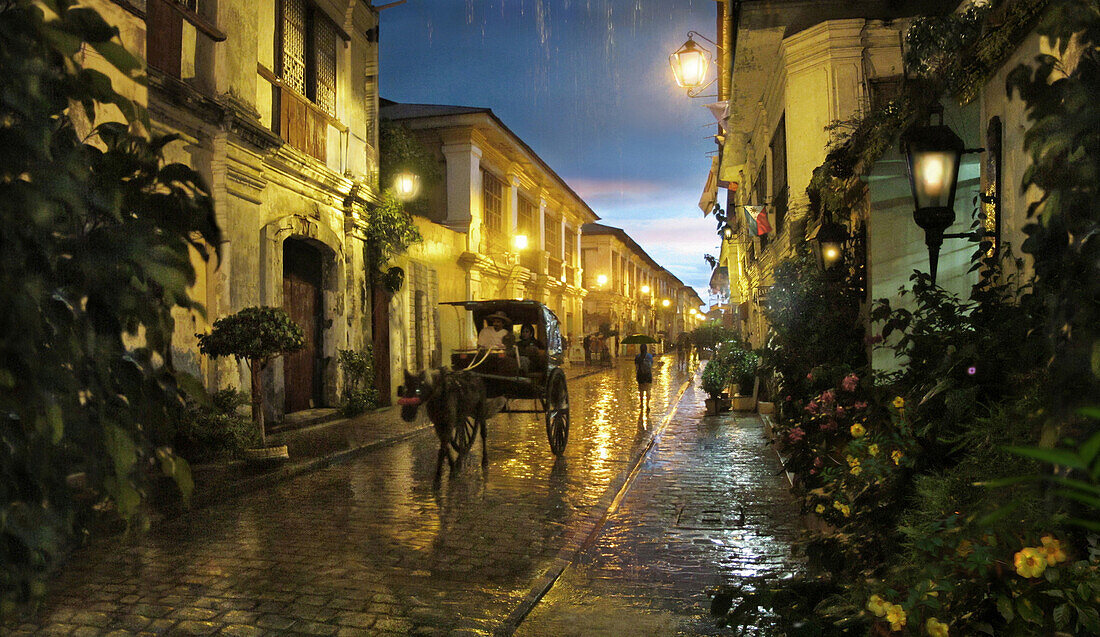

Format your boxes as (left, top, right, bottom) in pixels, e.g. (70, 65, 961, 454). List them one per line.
(788, 427, 806, 443)
(841, 373, 859, 392)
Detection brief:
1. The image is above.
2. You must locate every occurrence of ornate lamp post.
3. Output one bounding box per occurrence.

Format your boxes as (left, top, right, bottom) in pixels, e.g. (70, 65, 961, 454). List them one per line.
(902, 123, 965, 284)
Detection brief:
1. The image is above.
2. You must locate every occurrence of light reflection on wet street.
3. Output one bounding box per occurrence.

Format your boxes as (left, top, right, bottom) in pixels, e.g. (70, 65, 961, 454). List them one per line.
(11, 354, 803, 636)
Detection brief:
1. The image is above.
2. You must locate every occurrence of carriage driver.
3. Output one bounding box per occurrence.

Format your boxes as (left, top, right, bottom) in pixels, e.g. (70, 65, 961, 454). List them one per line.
(477, 311, 513, 351)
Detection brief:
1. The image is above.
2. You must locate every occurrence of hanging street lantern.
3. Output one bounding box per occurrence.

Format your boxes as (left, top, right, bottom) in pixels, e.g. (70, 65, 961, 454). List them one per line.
(393, 171, 420, 202)
(722, 224, 733, 241)
(808, 218, 850, 274)
(902, 123, 965, 284)
(669, 36, 710, 90)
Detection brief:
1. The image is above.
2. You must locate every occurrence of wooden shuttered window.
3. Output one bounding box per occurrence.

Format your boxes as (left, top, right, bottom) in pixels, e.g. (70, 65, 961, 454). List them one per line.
(279, 0, 337, 116)
(147, 0, 200, 78)
(482, 171, 504, 237)
(544, 214, 561, 258)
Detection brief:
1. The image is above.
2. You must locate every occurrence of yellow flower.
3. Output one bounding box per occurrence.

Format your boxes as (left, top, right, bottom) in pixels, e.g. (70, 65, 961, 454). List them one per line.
(893, 396, 905, 409)
(832, 501, 850, 517)
(868, 444, 879, 456)
(866, 594, 888, 617)
(815, 504, 826, 514)
(850, 465, 863, 476)
(885, 603, 907, 631)
(1013, 547, 1047, 578)
(925, 617, 949, 637)
(1040, 535, 1067, 564)
(850, 422, 866, 438)
(891, 450, 903, 465)
(846, 455, 860, 467)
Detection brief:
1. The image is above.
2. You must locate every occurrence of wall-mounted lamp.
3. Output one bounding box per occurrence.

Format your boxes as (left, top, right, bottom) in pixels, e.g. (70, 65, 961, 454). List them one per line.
(661, 298, 671, 308)
(669, 31, 717, 98)
(596, 274, 608, 286)
(722, 225, 734, 241)
(641, 284, 651, 294)
(902, 114, 1003, 285)
(393, 171, 420, 202)
(512, 234, 529, 251)
(809, 219, 850, 274)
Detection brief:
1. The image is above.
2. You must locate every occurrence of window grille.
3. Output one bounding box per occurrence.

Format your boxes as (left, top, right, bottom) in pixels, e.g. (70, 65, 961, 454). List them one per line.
(314, 17, 337, 116)
(281, 0, 307, 95)
(564, 227, 576, 263)
(482, 171, 504, 236)
(544, 214, 561, 257)
(518, 196, 538, 238)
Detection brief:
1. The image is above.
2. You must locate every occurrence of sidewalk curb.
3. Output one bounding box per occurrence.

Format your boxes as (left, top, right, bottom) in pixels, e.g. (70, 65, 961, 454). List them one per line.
(190, 365, 617, 510)
(191, 424, 435, 508)
(495, 373, 697, 636)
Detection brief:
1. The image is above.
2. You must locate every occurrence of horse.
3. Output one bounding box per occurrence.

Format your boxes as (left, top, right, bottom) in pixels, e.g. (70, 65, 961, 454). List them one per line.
(397, 368, 496, 482)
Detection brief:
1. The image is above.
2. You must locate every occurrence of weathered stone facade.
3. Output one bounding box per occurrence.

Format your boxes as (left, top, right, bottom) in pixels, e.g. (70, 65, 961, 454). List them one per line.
(93, 0, 382, 418)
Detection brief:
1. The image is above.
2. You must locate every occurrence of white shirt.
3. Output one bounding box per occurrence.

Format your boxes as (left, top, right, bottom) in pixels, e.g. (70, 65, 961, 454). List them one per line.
(478, 326, 507, 350)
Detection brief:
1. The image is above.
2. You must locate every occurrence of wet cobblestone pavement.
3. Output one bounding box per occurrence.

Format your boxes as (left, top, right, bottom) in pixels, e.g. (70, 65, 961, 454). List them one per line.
(6, 356, 803, 636)
(516, 377, 805, 636)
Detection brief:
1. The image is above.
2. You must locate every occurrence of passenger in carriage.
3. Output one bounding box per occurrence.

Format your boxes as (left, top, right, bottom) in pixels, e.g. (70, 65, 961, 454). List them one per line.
(516, 324, 545, 373)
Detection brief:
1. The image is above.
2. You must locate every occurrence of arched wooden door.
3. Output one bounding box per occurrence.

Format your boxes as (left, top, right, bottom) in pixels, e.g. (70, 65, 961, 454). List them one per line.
(283, 238, 323, 413)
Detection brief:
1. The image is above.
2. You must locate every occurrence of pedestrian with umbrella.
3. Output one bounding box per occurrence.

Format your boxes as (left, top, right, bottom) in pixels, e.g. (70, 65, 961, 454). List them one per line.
(622, 334, 658, 412)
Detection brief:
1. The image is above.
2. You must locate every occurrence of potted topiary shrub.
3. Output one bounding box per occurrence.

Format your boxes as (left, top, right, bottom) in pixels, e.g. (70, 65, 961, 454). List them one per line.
(701, 357, 731, 415)
(198, 306, 304, 461)
(718, 340, 759, 411)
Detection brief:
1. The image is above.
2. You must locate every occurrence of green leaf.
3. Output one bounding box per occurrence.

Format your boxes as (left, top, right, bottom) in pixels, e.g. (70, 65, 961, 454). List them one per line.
(997, 595, 1014, 622)
(1053, 603, 1071, 627)
(45, 403, 63, 444)
(1005, 446, 1088, 471)
(104, 424, 137, 477)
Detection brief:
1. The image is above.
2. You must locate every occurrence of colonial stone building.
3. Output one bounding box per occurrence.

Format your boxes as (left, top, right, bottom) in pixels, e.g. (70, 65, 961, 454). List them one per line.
(581, 222, 705, 351)
(380, 102, 597, 389)
(93, 0, 384, 418)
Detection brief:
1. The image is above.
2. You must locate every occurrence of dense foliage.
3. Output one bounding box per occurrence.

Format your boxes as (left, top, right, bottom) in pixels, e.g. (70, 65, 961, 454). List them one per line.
(718, 1, 1100, 634)
(197, 307, 304, 447)
(173, 389, 257, 464)
(760, 249, 865, 422)
(0, 0, 220, 613)
(338, 347, 379, 417)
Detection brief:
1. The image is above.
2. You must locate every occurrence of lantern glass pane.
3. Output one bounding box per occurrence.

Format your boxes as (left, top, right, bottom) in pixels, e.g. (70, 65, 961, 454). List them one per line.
(671, 48, 708, 88)
(911, 149, 959, 209)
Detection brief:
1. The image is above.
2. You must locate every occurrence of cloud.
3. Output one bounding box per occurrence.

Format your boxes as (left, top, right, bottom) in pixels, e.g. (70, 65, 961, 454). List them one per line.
(567, 177, 666, 201)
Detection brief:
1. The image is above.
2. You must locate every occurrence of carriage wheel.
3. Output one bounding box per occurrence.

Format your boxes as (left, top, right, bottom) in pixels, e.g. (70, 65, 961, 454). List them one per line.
(545, 369, 570, 455)
(450, 416, 478, 455)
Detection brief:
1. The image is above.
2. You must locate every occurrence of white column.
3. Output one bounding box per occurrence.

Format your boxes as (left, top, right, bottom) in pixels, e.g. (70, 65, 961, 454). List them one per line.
(441, 142, 482, 242)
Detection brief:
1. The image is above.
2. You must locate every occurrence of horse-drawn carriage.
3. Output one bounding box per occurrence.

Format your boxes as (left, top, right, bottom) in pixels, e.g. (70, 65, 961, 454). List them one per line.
(442, 299, 570, 455)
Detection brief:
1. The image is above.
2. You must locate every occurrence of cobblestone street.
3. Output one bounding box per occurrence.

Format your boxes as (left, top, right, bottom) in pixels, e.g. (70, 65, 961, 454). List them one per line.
(7, 356, 803, 636)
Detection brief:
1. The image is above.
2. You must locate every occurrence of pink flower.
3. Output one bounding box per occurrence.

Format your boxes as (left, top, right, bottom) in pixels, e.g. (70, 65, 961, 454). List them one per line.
(785, 395, 792, 401)
(854, 401, 868, 410)
(807, 373, 813, 380)
(820, 420, 837, 432)
(821, 390, 836, 404)
(805, 401, 820, 414)
(787, 427, 805, 443)
(835, 406, 846, 417)
(841, 373, 859, 392)
(813, 457, 823, 468)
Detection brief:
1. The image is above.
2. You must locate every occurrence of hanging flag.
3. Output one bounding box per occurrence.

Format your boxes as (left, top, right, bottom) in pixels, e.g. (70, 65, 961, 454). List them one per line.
(698, 155, 719, 215)
(743, 205, 771, 236)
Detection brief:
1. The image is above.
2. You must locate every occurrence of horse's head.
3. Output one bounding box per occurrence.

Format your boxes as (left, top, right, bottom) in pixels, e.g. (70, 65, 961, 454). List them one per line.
(397, 369, 442, 422)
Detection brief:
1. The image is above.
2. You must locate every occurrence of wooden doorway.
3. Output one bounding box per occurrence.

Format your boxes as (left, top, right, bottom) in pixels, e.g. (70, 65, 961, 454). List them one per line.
(283, 238, 324, 413)
(371, 284, 391, 406)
